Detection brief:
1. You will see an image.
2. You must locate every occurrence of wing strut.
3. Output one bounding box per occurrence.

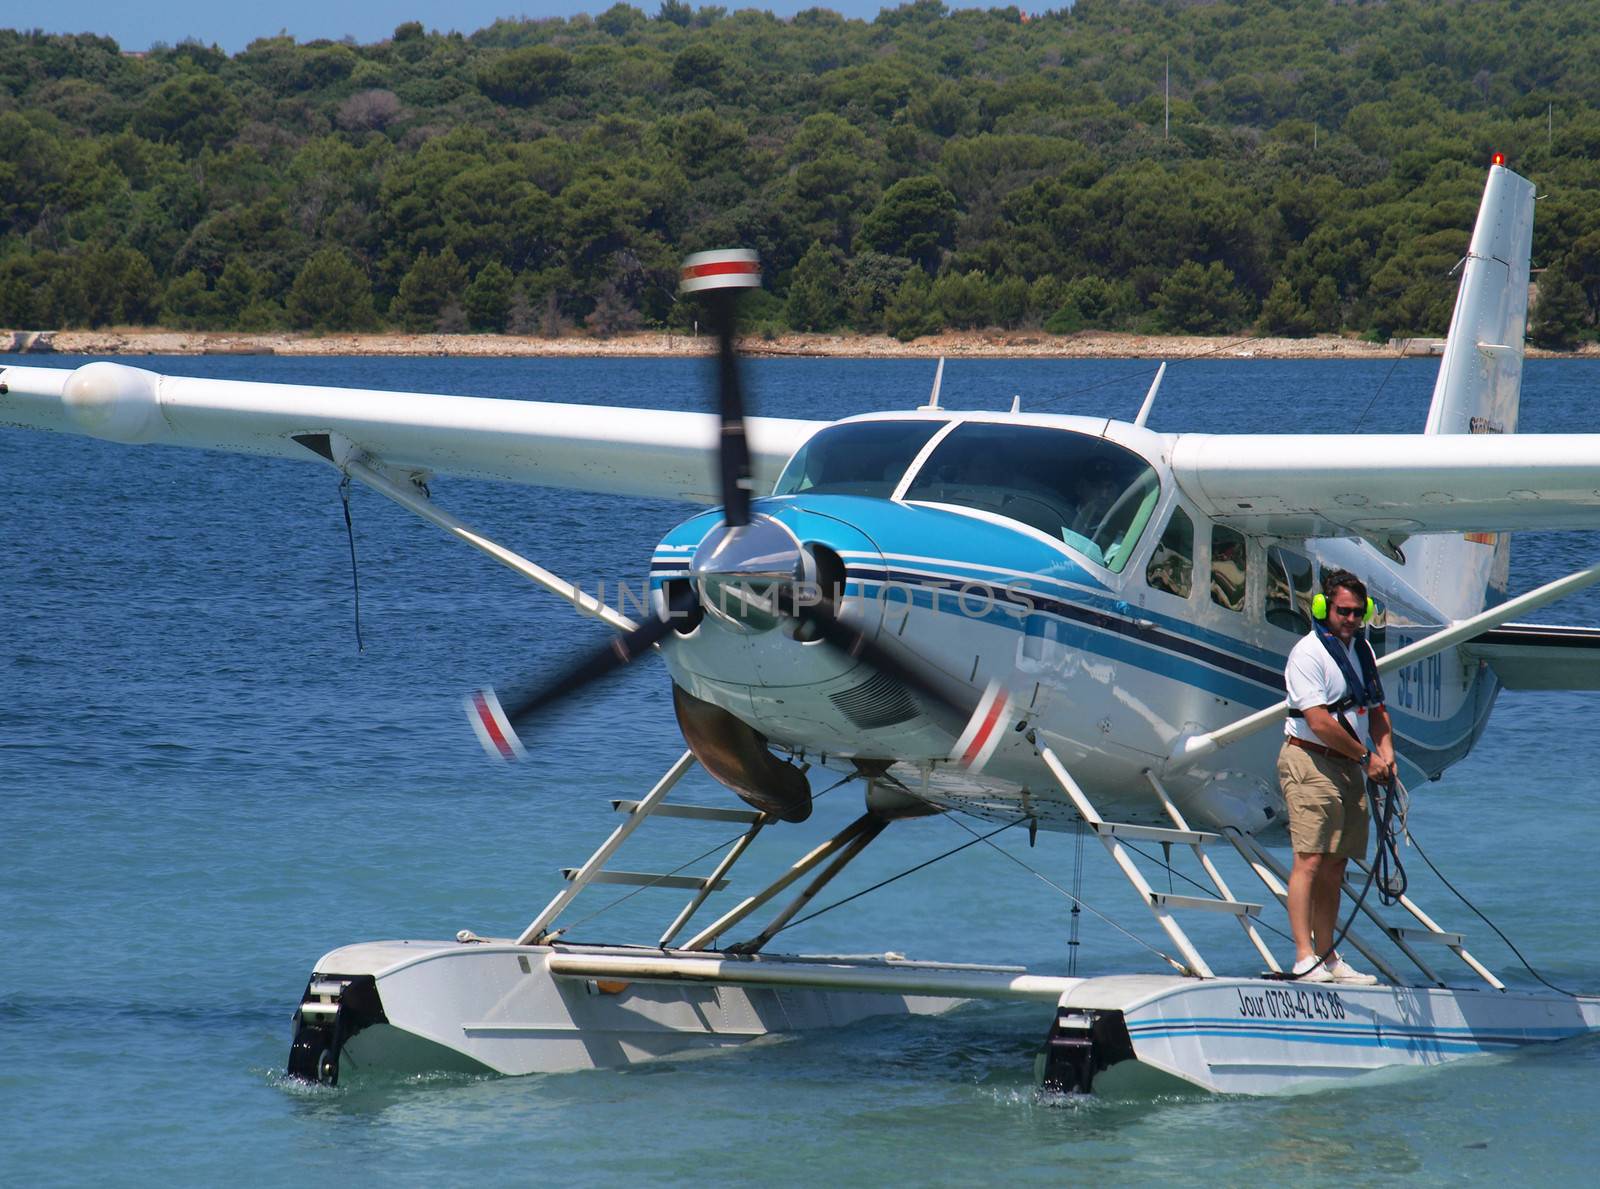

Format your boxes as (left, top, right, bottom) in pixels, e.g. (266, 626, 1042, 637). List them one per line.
(1165, 557, 1600, 773)
(296, 436, 638, 635)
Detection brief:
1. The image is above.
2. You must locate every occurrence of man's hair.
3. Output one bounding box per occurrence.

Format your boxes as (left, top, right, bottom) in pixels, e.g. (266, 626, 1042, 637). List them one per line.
(1321, 568, 1368, 605)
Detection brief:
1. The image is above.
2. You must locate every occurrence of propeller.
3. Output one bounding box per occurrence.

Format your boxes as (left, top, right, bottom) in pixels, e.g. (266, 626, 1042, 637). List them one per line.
(465, 580, 702, 759)
(466, 250, 758, 756)
(467, 248, 1015, 775)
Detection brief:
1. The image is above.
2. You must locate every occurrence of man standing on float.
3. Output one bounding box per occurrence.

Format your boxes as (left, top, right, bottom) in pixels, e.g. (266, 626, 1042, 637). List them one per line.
(1277, 568, 1395, 984)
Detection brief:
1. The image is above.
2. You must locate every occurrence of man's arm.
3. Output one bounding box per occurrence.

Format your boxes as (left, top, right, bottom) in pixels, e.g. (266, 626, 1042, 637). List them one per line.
(1367, 703, 1395, 782)
(1299, 705, 1369, 762)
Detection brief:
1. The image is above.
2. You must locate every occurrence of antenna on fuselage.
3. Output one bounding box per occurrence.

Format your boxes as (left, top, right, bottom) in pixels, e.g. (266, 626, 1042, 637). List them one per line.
(1133, 361, 1167, 428)
(920, 356, 945, 410)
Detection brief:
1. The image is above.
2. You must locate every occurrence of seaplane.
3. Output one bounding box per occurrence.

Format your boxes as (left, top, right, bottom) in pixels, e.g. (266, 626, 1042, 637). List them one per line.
(4, 157, 1600, 1096)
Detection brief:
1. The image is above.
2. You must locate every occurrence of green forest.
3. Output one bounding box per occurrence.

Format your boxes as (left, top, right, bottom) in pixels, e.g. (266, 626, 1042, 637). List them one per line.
(3, 0, 1600, 343)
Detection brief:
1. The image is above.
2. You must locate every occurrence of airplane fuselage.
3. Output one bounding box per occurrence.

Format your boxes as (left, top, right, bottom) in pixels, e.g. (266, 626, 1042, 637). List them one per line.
(652, 410, 1497, 835)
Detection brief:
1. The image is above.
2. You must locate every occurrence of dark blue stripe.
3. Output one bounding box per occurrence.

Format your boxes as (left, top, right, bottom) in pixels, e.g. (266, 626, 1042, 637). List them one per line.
(862, 567, 1286, 693)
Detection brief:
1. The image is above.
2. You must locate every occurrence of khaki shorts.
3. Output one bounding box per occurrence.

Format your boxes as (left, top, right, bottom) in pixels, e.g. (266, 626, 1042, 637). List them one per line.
(1277, 741, 1369, 858)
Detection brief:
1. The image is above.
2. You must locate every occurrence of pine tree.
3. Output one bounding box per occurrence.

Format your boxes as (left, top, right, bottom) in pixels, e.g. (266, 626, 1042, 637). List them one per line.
(391, 250, 468, 332)
(286, 249, 378, 332)
(464, 261, 514, 331)
(1258, 278, 1316, 337)
(1530, 262, 1587, 349)
(883, 271, 941, 341)
(785, 242, 845, 331)
(1154, 262, 1252, 334)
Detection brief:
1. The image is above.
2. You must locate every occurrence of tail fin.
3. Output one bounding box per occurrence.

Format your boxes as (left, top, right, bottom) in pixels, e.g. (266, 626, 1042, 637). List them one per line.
(1409, 162, 1537, 619)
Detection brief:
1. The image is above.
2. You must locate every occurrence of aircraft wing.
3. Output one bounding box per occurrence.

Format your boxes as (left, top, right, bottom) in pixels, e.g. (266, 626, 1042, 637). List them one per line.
(0, 361, 825, 503)
(1461, 623, 1600, 690)
(1169, 433, 1600, 538)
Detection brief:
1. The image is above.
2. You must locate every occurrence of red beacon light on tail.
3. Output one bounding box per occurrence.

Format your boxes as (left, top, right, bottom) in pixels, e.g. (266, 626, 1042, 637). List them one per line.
(1491, 151, 1506, 166)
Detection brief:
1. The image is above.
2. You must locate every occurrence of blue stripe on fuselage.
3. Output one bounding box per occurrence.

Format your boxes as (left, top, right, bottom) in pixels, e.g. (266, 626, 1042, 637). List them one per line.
(866, 566, 1286, 691)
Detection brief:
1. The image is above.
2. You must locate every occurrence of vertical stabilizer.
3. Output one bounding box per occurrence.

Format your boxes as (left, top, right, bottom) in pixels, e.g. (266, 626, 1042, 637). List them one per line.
(1410, 163, 1536, 619)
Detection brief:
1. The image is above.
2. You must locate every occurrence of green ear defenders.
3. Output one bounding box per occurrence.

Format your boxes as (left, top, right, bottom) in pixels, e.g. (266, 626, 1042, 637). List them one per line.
(1312, 592, 1375, 625)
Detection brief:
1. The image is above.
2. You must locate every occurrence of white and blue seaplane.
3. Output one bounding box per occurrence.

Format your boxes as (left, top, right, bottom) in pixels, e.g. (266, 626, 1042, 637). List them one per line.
(4, 159, 1600, 1096)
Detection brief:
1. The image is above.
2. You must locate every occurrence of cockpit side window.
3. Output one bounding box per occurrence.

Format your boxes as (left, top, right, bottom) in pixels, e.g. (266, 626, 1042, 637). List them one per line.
(1211, 525, 1247, 612)
(773, 420, 944, 499)
(1146, 507, 1194, 599)
(901, 423, 1160, 571)
(1266, 546, 1315, 633)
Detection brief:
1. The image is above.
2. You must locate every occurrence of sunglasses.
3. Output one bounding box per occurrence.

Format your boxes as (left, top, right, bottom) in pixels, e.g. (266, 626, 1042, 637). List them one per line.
(1330, 605, 1364, 618)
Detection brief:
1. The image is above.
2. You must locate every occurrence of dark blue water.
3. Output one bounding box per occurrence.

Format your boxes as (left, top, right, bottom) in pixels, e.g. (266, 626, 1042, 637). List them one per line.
(3, 355, 1598, 1184)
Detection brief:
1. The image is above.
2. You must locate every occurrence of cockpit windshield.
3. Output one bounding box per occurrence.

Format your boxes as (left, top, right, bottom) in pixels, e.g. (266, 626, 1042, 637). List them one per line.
(902, 423, 1161, 571)
(772, 419, 944, 499)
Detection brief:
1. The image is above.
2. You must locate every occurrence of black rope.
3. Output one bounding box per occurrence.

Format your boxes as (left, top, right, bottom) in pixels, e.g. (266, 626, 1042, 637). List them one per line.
(1406, 829, 1582, 997)
(1350, 341, 1412, 435)
(339, 475, 364, 654)
(1370, 778, 1408, 907)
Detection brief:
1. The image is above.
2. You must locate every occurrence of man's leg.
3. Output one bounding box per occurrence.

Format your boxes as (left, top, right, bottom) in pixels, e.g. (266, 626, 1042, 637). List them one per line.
(1310, 856, 1349, 954)
(1287, 852, 1327, 962)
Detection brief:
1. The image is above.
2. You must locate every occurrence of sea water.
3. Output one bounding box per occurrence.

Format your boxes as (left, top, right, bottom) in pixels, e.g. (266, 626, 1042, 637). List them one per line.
(2, 354, 1597, 1185)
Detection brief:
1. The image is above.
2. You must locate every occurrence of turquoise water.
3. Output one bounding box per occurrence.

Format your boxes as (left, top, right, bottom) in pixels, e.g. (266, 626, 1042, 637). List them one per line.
(2, 355, 1597, 1185)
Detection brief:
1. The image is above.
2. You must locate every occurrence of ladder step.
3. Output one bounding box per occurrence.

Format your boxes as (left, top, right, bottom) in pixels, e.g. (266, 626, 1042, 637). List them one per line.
(611, 800, 763, 824)
(1150, 892, 1261, 917)
(1385, 925, 1465, 947)
(1094, 821, 1217, 846)
(559, 868, 729, 891)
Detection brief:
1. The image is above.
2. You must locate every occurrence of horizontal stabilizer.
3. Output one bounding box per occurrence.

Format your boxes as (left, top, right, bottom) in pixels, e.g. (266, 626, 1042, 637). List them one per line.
(1462, 622, 1600, 690)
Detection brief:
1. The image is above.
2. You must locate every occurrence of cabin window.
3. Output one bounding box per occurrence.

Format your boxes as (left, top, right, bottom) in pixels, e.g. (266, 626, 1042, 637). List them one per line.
(1211, 525, 1247, 612)
(1145, 507, 1194, 599)
(1266, 546, 1315, 633)
(773, 419, 945, 499)
(902, 423, 1160, 571)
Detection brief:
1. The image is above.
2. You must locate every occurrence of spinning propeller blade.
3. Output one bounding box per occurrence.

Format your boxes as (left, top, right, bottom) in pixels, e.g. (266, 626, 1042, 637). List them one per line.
(798, 595, 1015, 774)
(468, 582, 701, 761)
(681, 249, 761, 526)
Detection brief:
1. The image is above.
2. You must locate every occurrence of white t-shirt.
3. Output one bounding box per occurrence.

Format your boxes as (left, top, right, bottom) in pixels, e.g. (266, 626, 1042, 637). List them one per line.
(1283, 631, 1376, 747)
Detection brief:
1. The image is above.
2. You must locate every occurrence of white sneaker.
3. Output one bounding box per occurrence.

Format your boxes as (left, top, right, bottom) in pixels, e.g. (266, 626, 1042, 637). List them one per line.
(1324, 954, 1379, 985)
(1291, 955, 1335, 984)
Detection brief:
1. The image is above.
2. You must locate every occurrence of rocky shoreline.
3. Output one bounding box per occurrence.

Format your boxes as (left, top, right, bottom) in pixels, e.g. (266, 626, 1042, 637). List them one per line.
(4, 327, 1591, 360)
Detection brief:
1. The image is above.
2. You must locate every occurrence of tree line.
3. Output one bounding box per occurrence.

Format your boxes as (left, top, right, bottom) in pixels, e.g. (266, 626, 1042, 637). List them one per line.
(3, 1, 1599, 345)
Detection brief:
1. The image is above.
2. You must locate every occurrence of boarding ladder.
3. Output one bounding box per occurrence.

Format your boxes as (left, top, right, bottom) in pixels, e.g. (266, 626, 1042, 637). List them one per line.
(1037, 746, 1273, 978)
(518, 751, 771, 948)
(1223, 824, 1504, 989)
(516, 751, 897, 955)
(1038, 744, 1504, 987)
